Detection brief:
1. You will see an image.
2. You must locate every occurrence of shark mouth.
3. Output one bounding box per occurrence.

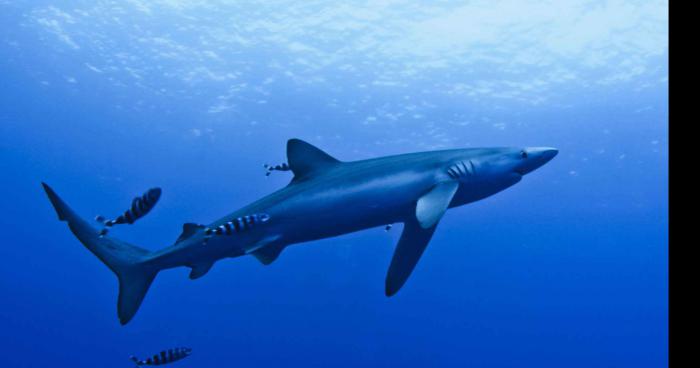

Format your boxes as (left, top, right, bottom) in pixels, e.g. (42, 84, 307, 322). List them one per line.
(447, 160, 476, 179)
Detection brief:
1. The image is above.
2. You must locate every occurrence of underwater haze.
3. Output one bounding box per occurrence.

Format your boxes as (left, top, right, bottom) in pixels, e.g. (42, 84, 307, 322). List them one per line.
(1, 1, 668, 367)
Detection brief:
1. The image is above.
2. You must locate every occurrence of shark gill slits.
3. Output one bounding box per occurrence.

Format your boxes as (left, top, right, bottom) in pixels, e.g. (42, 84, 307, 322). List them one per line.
(457, 162, 466, 176)
(447, 165, 460, 179)
(447, 167, 457, 178)
(461, 161, 469, 175)
(447, 160, 476, 179)
(202, 213, 271, 244)
(264, 162, 291, 176)
(95, 187, 162, 237)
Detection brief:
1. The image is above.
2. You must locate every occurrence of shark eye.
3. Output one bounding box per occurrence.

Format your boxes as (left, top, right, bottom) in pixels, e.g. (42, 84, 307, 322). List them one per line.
(520, 150, 528, 159)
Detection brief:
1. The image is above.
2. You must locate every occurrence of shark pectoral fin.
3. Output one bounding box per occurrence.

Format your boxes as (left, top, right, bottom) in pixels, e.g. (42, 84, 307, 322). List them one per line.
(286, 138, 341, 183)
(387, 181, 456, 295)
(385, 217, 438, 297)
(176, 223, 205, 244)
(250, 243, 286, 265)
(189, 262, 214, 280)
(415, 181, 459, 229)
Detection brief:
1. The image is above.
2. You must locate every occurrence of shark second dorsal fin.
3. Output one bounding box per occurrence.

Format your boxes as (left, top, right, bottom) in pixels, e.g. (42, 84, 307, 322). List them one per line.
(176, 223, 204, 244)
(286, 139, 340, 183)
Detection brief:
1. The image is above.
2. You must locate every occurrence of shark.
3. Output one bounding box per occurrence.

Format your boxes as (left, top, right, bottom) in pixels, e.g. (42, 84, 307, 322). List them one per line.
(42, 138, 557, 325)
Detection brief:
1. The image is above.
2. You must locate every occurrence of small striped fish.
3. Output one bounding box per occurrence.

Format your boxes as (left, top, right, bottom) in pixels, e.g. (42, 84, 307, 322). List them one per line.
(95, 187, 161, 237)
(130, 347, 191, 366)
(264, 162, 290, 176)
(203, 213, 270, 242)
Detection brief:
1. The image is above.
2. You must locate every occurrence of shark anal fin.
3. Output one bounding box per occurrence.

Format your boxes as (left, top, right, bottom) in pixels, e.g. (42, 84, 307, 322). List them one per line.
(250, 243, 286, 265)
(176, 223, 205, 244)
(415, 181, 459, 229)
(287, 138, 341, 183)
(189, 262, 214, 280)
(385, 218, 438, 297)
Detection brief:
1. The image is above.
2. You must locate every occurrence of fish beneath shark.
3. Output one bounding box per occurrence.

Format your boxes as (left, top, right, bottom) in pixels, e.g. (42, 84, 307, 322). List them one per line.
(130, 347, 192, 366)
(42, 138, 557, 325)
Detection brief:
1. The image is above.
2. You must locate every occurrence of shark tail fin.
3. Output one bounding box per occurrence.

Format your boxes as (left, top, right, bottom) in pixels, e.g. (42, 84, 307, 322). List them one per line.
(42, 182, 158, 325)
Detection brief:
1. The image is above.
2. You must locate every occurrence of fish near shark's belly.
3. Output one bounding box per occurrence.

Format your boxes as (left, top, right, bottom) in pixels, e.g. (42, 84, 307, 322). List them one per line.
(273, 170, 435, 243)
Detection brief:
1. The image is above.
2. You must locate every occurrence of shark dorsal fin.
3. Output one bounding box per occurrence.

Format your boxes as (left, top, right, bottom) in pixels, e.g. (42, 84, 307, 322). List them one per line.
(286, 139, 340, 183)
(175, 223, 204, 244)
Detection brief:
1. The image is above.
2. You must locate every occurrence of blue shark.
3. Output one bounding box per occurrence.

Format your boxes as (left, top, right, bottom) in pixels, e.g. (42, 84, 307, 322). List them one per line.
(42, 139, 557, 325)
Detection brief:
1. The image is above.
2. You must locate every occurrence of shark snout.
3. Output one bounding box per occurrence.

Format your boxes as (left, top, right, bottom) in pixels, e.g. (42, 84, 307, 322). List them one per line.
(516, 147, 558, 175)
(528, 147, 558, 161)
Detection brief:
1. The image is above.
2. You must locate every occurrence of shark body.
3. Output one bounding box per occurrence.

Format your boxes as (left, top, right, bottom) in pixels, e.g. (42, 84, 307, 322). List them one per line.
(43, 139, 557, 325)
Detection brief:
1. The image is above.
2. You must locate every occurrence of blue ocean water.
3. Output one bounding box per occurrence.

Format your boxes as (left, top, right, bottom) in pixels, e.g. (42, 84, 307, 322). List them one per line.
(0, 1, 667, 367)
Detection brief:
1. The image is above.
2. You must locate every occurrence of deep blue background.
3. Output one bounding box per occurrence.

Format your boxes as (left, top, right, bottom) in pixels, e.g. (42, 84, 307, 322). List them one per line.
(1, 1, 667, 367)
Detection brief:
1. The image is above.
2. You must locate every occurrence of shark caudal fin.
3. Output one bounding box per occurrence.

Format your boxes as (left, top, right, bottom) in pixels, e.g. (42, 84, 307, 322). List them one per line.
(42, 183, 158, 325)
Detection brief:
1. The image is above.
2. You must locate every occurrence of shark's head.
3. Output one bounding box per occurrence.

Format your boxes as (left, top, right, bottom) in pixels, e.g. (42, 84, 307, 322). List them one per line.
(512, 147, 559, 175)
(486, 146, 558, 178)
(447, 147, 558, 201)
(451, 146, 558, 179)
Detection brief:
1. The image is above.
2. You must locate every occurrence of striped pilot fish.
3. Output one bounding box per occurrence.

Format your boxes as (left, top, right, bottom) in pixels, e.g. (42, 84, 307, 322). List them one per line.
(263, 162, 290, 176)
(130, 347, 192, 366)
(203, 213, 271, 242)
(95, 187, 162, 237)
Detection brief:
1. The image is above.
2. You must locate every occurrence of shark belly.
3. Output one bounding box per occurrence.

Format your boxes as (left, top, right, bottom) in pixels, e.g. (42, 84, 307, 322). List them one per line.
(270, 168, 437, 244)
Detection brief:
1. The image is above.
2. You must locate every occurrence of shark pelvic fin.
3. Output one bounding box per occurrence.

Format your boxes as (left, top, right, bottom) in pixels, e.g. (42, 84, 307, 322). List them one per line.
(415, 181, 459, 229)
(176, 223, 205, 244)
(250, 243, 286, 265)
(245, 235, 284, 265)
(286, 138, 340, 183)
(189, 262, 214, 280)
